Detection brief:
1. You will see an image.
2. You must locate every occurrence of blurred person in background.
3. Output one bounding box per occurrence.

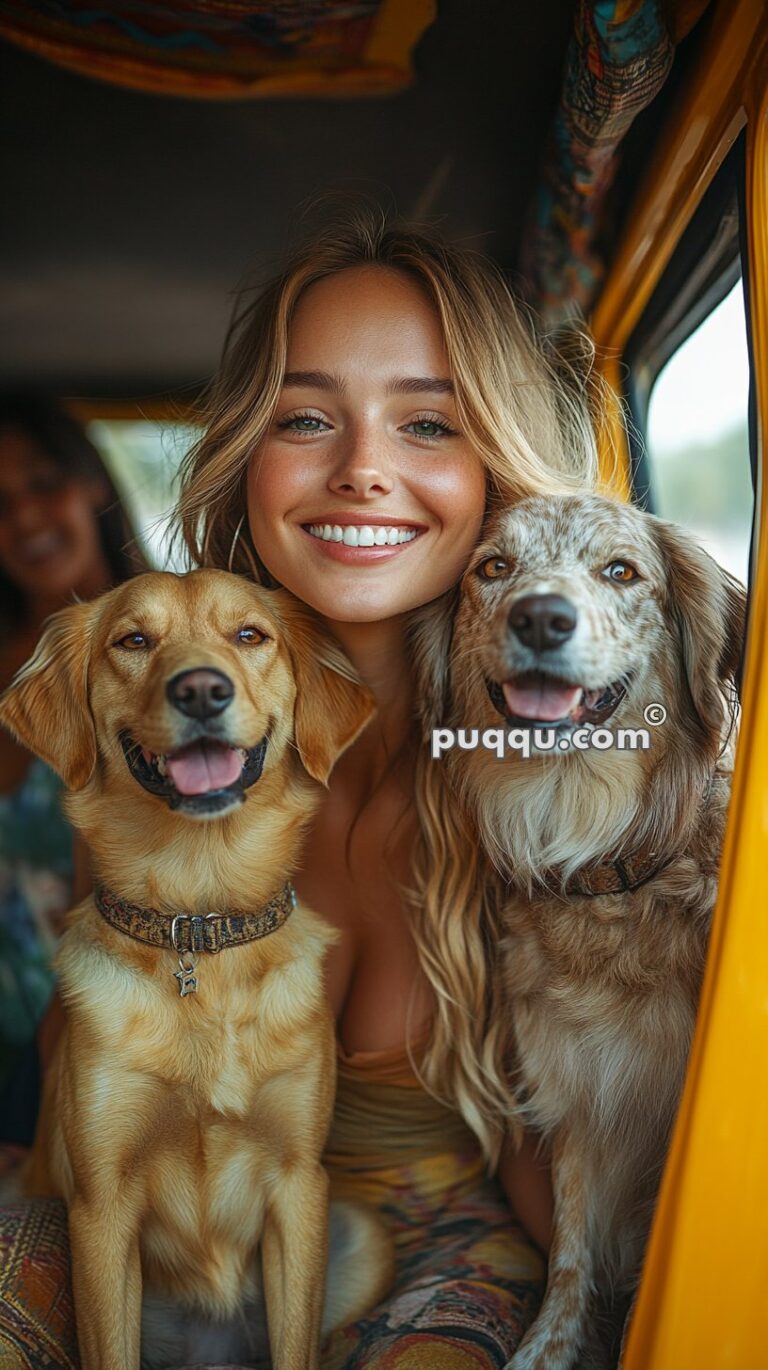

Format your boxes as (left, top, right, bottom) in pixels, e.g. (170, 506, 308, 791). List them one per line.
(0, 395, 143, 1145)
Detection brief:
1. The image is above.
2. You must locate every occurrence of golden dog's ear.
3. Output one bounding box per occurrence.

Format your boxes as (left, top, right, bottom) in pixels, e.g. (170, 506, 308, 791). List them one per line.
(0, 601, 97, 790)
(656, 518, 748, 737)
(269, 592, 377, 787)
(406, 587, 459, 733)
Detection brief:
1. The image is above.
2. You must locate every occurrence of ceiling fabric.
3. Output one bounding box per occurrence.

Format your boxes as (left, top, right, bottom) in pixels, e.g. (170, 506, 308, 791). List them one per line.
(522, 0, 711, 329)
(0, 0, 435, 98)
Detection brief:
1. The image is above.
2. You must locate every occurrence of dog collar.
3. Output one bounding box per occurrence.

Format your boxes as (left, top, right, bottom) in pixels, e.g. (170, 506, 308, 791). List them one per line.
(94, 881, 297, 995)
(544, 847, 675, 898)
(538, 773, 715, 899)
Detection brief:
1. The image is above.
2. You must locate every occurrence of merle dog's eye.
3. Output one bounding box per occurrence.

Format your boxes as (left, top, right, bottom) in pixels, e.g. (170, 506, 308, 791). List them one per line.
(237, 626, 266, 644)
(602, 560, 639, 584)
(114, 631, 150, 650)
(477, 556, 510, 581)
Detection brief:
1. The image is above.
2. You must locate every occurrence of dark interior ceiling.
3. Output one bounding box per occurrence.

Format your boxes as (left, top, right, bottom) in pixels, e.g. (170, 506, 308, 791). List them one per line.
(0, 1, 577, 397)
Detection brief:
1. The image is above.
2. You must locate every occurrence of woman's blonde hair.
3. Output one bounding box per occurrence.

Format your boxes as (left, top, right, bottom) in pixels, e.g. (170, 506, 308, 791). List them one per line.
(175, 204, 604, 1164)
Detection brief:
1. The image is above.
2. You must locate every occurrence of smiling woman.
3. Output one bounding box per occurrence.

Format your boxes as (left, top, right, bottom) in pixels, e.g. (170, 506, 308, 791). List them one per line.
(171, 206, 604, 1367)
(0, 394, 144, 1145)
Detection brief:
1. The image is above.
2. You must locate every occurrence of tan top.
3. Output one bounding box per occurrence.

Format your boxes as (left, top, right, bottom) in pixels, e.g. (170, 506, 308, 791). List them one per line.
(323, 1025, 481, 1170)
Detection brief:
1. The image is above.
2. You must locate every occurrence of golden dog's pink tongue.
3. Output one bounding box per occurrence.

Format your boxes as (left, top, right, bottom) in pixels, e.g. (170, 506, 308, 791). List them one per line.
(502, 680, 582, 722)
(166, 741, 243, 795)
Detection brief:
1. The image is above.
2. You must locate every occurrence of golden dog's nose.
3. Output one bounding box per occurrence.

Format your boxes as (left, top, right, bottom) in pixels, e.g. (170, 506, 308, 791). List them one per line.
(167, 668, 235, 721)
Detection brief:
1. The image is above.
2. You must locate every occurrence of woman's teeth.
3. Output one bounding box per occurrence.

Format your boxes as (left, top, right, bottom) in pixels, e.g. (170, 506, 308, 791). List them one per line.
(305, 524, 419, 546)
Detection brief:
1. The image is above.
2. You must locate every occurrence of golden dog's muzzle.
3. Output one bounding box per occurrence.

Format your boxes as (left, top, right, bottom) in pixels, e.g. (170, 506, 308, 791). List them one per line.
(120, 665, 271, 816)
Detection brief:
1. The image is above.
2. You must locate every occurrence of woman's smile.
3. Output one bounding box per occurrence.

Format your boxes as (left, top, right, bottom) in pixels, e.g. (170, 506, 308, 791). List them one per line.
(300, 512, 427, 562)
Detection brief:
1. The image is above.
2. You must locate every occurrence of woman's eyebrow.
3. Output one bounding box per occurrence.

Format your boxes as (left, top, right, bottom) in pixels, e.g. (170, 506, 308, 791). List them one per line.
(282, 370, 346, 392)
(281, 371, 454, 397)
(387, 376, 454, 396)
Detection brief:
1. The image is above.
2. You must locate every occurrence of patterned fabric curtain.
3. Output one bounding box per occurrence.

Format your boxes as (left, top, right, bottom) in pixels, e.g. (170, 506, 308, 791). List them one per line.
(0, 0, 434, 98)
(521, 0, 711, 329)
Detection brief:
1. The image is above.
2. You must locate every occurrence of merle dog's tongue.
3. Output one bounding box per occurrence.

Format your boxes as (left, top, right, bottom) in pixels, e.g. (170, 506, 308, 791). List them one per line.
(502, 680, 582, 722)
(166, 741, 243, 795)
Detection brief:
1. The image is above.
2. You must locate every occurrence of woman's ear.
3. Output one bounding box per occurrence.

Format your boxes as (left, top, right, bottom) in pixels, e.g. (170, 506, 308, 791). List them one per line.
(655, 518, 748, 740)
(268, 591, 377, 787)
(0, 601, 97, 789)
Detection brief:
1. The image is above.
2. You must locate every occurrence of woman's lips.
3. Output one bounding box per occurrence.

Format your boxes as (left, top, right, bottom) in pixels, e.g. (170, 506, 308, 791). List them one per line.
(14, 530, 69, 565)
(299, 525, 427, 563)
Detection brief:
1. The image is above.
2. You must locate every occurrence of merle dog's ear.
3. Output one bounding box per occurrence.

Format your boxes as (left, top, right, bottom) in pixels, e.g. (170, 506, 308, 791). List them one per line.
(655, 518, 747, 739)
(0, 601, 97, 790)
(406, 586, 460, 734)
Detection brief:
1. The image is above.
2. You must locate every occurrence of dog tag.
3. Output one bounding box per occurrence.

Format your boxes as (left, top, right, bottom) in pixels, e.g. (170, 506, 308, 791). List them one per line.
(174, 954, 198, 996)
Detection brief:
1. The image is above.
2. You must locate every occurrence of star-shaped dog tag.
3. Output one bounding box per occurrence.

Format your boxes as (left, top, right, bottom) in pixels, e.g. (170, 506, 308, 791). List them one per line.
(174, 955, 198, 996)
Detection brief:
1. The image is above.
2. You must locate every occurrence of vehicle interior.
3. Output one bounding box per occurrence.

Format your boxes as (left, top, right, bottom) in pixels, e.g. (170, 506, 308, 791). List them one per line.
(1, 1, 766, 1364)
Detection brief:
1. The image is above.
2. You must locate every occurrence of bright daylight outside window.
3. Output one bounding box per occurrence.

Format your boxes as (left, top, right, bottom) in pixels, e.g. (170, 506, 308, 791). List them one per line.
(646, 280, 753, 585)
(87, 420, 201, 572)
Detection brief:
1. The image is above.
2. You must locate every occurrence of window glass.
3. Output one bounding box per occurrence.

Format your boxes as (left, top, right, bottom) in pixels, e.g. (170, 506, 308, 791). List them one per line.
(87, 419, 200, 571)
(645, 281, 752, 584)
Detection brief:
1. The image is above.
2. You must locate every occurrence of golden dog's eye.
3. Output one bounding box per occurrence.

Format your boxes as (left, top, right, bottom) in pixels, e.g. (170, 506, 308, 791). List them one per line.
(114, 631, 150, 650)
(602, 561, 639, 584)
(477, 556, 510, 581)
(237, 626, 266, 644)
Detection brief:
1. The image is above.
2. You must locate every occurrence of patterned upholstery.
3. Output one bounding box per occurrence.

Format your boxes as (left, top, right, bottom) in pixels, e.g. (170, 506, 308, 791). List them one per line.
(521, 0, 712, 327)
(0, 1195, 77, 1370)
(0, 0, 435, 98)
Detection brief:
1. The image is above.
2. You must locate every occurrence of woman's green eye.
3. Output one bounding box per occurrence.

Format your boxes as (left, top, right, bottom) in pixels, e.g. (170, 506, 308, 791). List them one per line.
(278, 414, 327, 433)
(406, 418, 454, 439)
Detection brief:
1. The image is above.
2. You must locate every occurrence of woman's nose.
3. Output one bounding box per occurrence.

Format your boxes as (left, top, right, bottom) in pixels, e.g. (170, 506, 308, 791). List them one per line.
(327, 428, 395, 497)
(1, 490, 45, 531)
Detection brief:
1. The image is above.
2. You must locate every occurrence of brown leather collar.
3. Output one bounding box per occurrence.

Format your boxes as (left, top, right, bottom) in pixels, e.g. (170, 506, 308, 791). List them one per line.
(538, 773, 714, 899)
(94, 881, 297, 955)
(542, 847, 675, 898)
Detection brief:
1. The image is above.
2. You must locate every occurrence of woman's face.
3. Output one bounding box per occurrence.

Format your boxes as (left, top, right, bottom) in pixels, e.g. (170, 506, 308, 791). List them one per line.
(247, 265, 487, 622)
(0, 428, 108, 605)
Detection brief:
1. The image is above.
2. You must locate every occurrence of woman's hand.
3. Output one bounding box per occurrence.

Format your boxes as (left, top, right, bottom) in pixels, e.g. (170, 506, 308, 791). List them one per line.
(497, 1128, 553, 1255)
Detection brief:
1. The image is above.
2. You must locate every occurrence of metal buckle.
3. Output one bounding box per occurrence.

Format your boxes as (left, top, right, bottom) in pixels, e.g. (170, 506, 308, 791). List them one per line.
(170, 914, 189, 954)
(170, 912, 223, 954)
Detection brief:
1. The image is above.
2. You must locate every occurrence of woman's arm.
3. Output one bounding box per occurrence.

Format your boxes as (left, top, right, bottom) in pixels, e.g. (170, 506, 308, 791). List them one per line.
(497, 1129, 554, 1255)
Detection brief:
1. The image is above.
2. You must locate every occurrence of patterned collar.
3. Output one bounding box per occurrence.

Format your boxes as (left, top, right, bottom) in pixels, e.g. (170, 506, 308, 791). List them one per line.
(94, 880, 297, 956)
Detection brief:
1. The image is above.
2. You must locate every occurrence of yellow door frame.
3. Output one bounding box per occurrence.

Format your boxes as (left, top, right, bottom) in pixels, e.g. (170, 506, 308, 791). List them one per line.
(591, 1, 768, 1363)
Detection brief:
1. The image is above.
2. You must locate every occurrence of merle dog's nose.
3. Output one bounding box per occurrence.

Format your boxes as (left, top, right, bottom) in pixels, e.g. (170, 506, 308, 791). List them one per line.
(508, 594, 578, 652)
(166, 668, 234, 720)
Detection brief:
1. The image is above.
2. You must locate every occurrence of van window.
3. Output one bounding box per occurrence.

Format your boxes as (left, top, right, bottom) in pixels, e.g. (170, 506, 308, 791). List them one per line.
(87, 419, 199, 571)
(645, 281, 752, 584)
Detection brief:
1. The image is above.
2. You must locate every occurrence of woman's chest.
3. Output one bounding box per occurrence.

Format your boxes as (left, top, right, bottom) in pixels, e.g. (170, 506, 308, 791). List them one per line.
(291, 785, 432, 1052)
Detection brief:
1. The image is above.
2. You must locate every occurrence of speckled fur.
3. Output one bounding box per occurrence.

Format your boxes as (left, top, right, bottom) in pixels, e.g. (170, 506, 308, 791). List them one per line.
(411, 495, 746, 1370)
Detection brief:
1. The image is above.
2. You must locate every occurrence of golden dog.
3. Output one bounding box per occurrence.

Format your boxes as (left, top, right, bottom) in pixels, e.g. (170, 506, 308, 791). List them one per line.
(411, 494, 747, 1369)
(0, 568, 394, 1370)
